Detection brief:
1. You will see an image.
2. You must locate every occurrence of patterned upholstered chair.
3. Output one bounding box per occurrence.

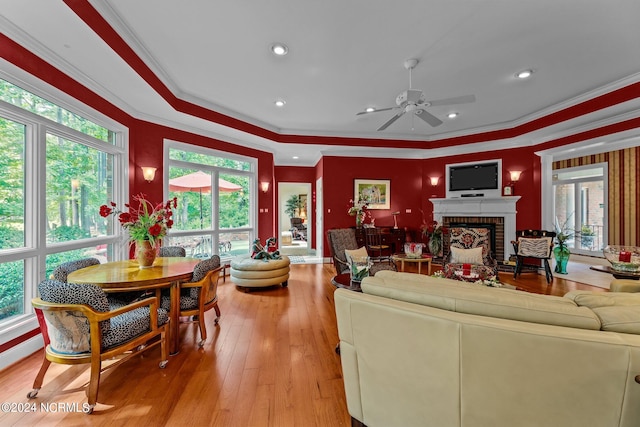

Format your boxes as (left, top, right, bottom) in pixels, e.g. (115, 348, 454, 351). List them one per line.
(162, 255, 222, 346)
(443, 227, 498, 280)
(52, 257, 100, 282)
(28, 280, 169, 413)
(326, 228, 396, 276)
(158, 246, 186, 257)
(512, 229, 556, 283)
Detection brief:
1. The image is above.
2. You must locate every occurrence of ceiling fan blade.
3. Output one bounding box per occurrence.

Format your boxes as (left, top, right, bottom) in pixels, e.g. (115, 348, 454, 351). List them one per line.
(377, 112, 405, 131)
(427, 94, 476, 107)
(356, 107, 395, 116)
(415, 109, 443, 127)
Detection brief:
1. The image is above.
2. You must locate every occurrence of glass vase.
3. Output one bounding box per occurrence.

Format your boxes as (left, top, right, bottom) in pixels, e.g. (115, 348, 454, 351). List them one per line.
(553, 246, 570, 274)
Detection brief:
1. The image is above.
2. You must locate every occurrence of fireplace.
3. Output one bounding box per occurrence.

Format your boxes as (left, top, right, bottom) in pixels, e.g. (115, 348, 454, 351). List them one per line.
(430, 196, 520, 262)
(444, 218, 503, 260)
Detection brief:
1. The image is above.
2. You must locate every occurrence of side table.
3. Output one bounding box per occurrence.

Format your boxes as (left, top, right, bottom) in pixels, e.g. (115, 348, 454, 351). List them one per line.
(331, 272, 362, 292)
(391, 254, 433, 275)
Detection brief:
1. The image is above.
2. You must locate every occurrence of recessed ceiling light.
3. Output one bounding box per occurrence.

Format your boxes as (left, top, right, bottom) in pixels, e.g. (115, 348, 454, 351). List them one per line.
(292, 156, 299, 159)
(271, 43, 289, 56)
(447, 112, 459, 119)
(516, 69, 533, 79)
(274, 99, 286, 107)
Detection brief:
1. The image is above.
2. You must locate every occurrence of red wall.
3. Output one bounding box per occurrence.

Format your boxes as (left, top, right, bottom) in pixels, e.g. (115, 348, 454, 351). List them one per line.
(130, 120, 276, 240)
(422, 146, 543, 230)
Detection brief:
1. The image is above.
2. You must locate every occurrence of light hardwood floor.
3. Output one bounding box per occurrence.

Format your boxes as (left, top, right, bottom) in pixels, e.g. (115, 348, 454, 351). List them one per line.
(0, 262, 606, 426)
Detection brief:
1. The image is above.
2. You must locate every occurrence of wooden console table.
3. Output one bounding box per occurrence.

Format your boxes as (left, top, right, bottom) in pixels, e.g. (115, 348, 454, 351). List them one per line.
(354, 226, 413, 254)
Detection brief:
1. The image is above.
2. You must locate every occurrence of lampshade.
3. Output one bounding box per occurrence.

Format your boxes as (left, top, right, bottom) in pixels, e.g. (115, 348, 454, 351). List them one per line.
(509, 171, 522, 182)
(260, 181, 269, 192)
(430, 176, 439, 186)
(141, 167, 156, 183)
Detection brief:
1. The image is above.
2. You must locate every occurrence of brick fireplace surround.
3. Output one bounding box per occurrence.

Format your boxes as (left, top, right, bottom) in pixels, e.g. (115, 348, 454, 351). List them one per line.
(430, 197, 521, 262)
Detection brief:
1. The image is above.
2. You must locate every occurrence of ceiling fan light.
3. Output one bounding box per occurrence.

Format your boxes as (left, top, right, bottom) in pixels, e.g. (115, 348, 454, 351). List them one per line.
(516, 69, 533, 79)
(365, 107, 375, 113)
(274, 99, 286, 107)
(271, 43, 289, 56)
(448, 112, 459, 119)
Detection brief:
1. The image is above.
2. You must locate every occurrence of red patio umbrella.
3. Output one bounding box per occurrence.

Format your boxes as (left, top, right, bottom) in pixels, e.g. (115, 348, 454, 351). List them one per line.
(169, 171, 242, 228)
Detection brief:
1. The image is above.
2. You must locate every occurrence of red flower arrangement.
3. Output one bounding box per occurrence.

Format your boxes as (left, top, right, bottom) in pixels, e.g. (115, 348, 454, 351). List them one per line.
(99, 193, 177, 246)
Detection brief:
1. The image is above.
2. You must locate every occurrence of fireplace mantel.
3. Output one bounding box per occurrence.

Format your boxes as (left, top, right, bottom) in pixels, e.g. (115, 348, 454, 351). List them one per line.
(430, 197, 520, 262)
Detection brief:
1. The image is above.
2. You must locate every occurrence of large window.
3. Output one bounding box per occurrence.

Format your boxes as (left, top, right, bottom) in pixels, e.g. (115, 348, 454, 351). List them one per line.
(164, 141, 255, 260)
(553, 164, 607, 255)
(0, 78, 126, 331)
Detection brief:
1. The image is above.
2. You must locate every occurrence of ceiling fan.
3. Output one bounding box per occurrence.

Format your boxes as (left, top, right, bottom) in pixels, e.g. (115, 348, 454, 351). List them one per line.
(357, 58, 476, 131)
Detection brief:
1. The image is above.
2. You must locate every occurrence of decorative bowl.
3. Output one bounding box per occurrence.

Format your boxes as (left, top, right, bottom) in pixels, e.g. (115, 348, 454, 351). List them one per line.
(603, 245, 640, 272)
(404, 243, 424, 259)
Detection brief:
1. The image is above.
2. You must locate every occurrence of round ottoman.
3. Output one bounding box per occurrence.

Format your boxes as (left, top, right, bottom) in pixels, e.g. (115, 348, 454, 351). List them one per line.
(230, 255, 290, 290)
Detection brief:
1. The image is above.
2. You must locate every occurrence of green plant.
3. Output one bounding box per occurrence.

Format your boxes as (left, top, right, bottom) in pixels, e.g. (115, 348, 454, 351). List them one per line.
(554, 215, 574, 250)
(285, 195, 302, 218)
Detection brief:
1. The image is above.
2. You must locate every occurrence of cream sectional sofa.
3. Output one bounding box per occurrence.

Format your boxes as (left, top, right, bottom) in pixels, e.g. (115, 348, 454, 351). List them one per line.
(334, 270, 640, 427)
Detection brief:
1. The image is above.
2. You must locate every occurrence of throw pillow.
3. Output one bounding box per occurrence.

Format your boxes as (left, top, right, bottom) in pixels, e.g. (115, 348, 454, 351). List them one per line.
(450, 246, 483, 264)
(517, 237, 552, 257)
(344, 246, 368, 264)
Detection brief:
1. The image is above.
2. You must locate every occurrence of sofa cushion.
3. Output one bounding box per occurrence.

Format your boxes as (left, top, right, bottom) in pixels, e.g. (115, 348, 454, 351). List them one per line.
(564, 290, 640, 307)
(591, 306, 640, 334)
(362, 271, 601, 330)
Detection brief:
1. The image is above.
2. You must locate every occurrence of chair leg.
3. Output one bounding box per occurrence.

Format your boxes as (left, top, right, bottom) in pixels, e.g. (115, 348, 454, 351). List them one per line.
(198, 315, 207, 347)
(86, 357, 102, 413)
(159, 327, 168, 368)
(27, 357, 51, 398)
(214, 303, 221, 324)
(543, 259, 553, 284)
(513, 257, 523, 279)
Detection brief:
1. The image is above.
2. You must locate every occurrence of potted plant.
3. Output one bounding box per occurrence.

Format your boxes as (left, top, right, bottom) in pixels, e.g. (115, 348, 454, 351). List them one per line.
(580, 225, 595, 249)
(285, 194, 302, 218)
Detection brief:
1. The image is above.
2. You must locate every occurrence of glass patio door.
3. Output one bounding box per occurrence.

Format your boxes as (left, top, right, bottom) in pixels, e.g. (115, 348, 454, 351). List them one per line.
(553, 164, 607, 255)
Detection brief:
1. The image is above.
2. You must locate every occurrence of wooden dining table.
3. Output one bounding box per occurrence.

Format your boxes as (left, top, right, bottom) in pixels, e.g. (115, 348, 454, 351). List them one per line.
(67, 256, 200, 355)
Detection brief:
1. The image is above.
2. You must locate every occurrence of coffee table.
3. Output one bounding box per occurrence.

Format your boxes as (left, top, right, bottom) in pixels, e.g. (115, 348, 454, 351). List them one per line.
(590, 264, 640, 280)
(392, 254, 433, 275)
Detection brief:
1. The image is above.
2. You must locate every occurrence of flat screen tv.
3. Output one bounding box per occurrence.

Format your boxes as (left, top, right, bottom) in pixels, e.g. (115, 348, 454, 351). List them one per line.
(449, 162, 499, 192)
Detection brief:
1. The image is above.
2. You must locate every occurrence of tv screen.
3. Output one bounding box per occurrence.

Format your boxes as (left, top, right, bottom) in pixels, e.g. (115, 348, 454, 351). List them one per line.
(449, 162, 499, 191)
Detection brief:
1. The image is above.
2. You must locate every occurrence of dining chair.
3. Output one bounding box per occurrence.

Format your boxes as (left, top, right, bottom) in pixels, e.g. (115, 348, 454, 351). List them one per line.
(28, 280, 169, 414)
(364, 227, 391, 260)
(158, 246, 186, 257)
(162, 255, 222, 346)
(52, 257, 100, 282)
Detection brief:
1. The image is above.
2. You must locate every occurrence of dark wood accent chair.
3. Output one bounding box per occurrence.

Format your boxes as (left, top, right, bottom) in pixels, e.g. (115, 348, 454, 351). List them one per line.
(512, 229, 556, 283)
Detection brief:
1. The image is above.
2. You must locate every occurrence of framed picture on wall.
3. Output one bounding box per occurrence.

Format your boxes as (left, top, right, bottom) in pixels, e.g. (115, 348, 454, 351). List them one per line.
(354, 179, 391, 209)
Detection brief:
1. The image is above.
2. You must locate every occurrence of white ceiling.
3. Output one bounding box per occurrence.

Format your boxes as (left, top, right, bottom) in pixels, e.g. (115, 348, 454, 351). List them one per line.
(1, 0, 640, 165)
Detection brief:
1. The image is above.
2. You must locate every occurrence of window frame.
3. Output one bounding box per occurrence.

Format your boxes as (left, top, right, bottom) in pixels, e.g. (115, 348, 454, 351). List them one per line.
(163, 139, 258, 261)
(0, 70, 129, 352)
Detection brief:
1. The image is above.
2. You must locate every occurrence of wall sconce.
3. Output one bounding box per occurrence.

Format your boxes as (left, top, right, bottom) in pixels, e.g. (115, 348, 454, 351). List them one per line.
(429, 177, 439, 186)
(140, 166, 156, 183)
(260, 181, 270, 193)
(509, 171, 522, 182)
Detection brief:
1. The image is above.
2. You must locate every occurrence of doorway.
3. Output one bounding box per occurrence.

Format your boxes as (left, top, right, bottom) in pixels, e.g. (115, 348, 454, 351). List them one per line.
(278, 182, 313, 256)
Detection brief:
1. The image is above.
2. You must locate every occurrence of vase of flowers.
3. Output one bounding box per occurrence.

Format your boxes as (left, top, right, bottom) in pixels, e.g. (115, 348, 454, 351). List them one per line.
(421, 220, 447, 257)
(99, 193, 177, 268)
(554, 217, 573, 274)
(348, 199, 369, 227)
